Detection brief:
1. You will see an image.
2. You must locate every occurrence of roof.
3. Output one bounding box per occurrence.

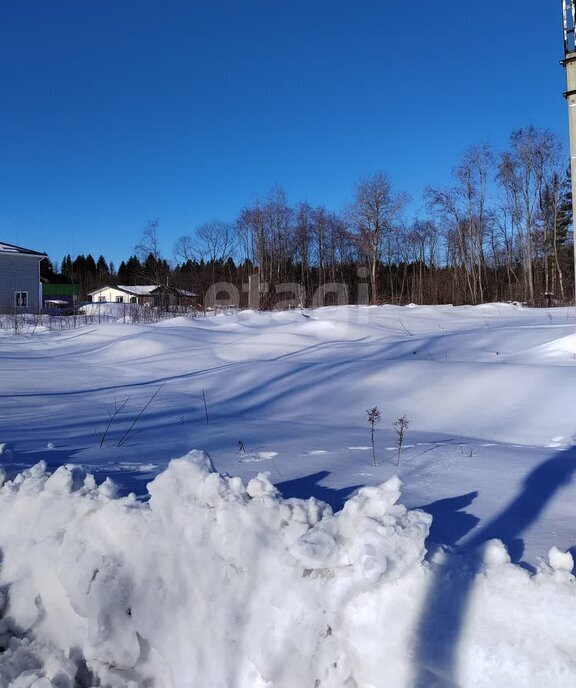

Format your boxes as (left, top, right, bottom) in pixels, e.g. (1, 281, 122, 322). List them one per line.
(0, 241, 47, 257)
(88, 284, 158, 296)
(88, 284, 196, 297)
(118, 285, 158, 295)
(44, 284, 80, 296)
(149, 286, 197, 297)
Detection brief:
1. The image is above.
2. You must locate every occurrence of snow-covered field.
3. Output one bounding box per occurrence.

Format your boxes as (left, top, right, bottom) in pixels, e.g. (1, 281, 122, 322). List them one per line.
(1, 304, 576, 687)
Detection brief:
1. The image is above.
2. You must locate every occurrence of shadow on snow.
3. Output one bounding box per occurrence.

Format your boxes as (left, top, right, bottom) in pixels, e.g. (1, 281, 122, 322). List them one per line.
(276, 470, 362, 512)
(413, 445, 576, 687)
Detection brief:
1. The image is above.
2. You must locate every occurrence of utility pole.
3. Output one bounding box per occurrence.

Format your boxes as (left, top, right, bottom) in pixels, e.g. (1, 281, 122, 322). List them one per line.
(562, 0, 576, 301)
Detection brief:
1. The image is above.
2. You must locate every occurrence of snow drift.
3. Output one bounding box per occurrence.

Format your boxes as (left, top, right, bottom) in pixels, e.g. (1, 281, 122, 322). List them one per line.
(0, 451, 575, 687)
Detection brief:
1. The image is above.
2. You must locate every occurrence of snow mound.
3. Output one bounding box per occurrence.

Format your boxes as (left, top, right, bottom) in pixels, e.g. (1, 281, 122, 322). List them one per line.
(0, 453, 575, 687)
(0, 452, 429, 687)
(520, 332, 576, 360)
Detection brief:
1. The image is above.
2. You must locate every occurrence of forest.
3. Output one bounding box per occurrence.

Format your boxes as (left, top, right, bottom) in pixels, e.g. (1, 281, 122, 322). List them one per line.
(43, 126, 575, 309)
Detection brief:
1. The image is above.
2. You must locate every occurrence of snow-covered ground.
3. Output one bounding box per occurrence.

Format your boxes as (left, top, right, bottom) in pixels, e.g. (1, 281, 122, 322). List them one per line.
(1, 304, 576, 686)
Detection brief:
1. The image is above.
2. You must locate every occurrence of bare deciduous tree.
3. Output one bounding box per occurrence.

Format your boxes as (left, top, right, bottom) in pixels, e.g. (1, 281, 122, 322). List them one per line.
(135, 219, 168, 285)
(173, 234, 196, 263)
(427, 145, 494, 304)
(498, 127, 562, 303)
(136, 219, 161, 264)
(350, 173, 408, 304)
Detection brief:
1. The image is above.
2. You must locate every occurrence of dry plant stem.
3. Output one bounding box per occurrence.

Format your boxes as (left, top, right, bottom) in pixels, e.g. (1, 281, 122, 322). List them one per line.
(100, 398, 129, 447)
(202, 389, 209, 425)
(367, 407, 381, 466)
(117, 386, 163, 447)
(394, 415, 410, 466)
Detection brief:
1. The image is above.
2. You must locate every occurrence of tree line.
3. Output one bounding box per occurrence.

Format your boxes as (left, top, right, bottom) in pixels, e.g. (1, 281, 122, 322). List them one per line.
(44, 126, 574, 308)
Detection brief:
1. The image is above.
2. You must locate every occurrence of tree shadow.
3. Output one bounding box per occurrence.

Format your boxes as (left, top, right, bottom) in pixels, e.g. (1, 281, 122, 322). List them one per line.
(18, 447, 79, 471)
(276, 471, 362, 512)
(416, 492, 480, 553)
(413, 446, 576, 687)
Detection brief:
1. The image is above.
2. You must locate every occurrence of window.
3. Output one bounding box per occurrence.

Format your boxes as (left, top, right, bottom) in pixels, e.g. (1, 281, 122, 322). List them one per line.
(99, 296, 106, 303)
(130, 296, 137, 304)
(116, 296, 124, 303)
(14, 291, 28, 308)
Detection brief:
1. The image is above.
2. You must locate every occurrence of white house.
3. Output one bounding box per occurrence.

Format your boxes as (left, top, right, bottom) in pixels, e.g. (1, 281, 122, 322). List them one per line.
(0, 241, 46, 313)
(88, 285, 158, 304)
(88, 285, 196, 308)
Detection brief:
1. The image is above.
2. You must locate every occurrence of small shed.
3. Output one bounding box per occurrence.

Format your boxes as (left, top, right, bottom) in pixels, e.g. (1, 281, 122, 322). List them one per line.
(43, 283, 80, 307)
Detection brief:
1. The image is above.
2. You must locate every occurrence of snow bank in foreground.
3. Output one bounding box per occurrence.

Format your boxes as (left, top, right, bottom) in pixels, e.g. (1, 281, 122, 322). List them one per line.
(0, 453, 574, 687)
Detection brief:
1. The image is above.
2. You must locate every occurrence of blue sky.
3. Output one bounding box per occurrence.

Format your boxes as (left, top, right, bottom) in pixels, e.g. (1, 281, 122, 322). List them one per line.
(0, 0, 568, 266)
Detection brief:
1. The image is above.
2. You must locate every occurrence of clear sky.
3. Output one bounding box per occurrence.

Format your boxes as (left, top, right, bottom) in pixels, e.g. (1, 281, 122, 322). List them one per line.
(0, 0, 568, 266)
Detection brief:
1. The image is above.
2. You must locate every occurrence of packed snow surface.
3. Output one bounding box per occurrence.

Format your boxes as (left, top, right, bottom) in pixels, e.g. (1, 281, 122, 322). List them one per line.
(1, 303, 576, 686)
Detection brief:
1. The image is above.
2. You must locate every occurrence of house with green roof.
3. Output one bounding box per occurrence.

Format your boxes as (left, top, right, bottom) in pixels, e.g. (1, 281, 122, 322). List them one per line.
(42, 283, 81, 308)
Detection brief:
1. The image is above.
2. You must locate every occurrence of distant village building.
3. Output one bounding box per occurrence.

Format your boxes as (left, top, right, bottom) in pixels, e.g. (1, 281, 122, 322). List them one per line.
(88, 285, 158, 305)
(0, 241, 46, 313)
(42, 283, 80, 309)
(88, 285, 196, 309)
